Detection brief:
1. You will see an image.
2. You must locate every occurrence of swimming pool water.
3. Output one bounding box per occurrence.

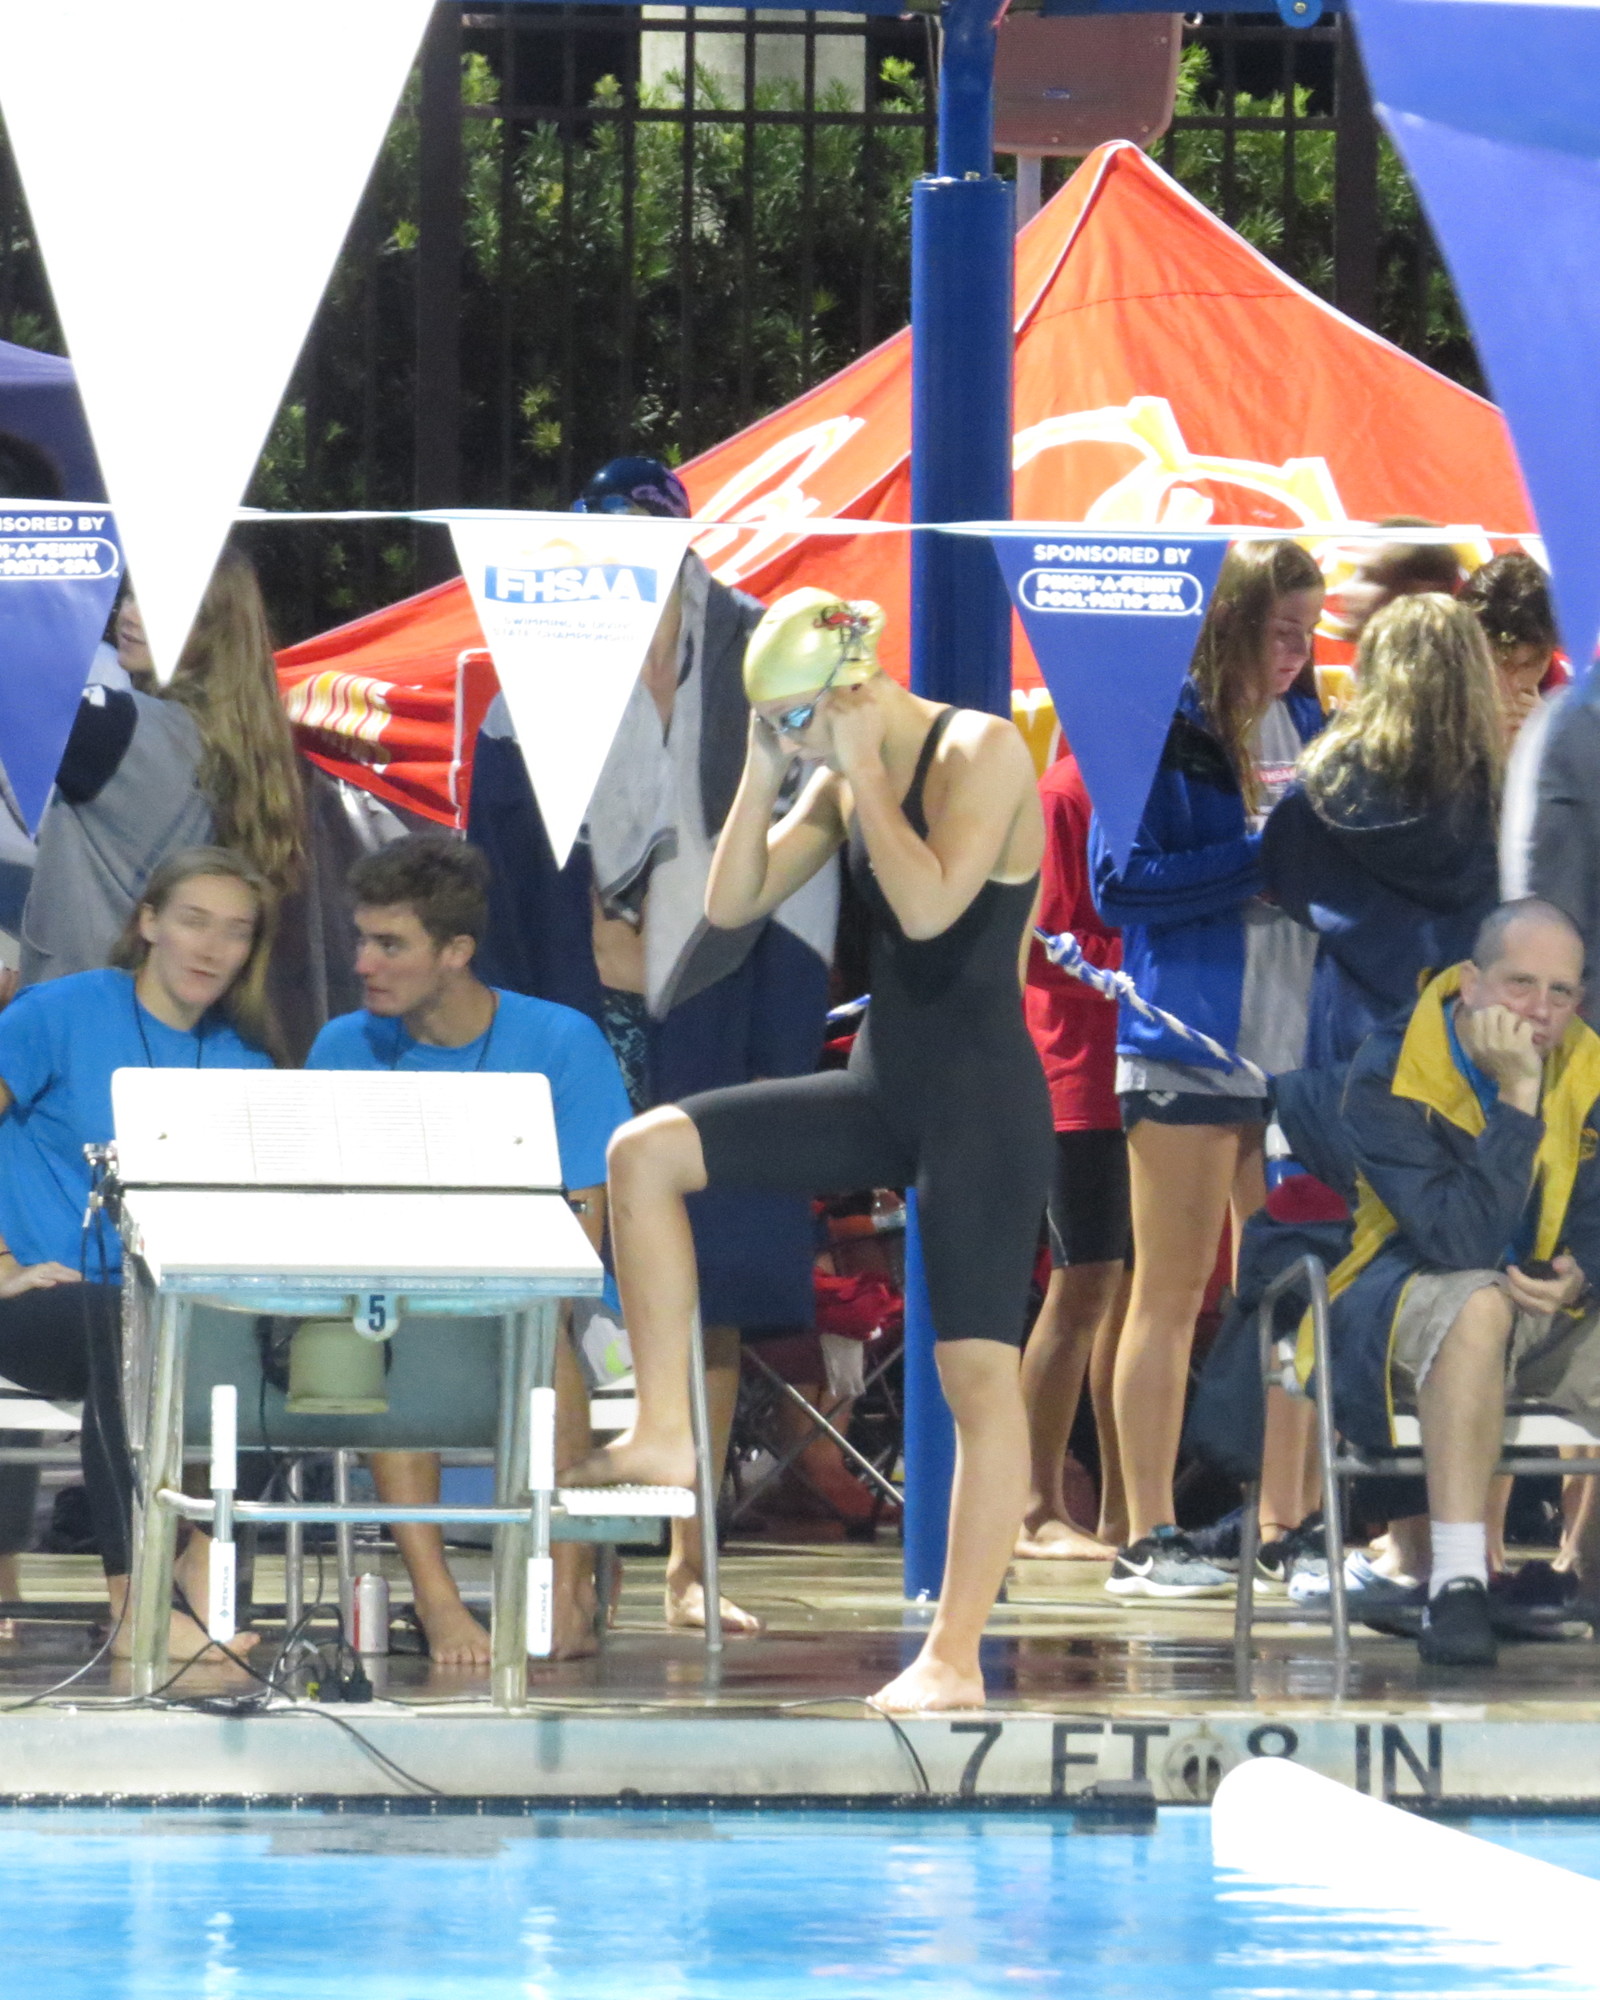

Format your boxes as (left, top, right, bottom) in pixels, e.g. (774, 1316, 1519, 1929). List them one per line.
(2, 1805, 1596, 1998)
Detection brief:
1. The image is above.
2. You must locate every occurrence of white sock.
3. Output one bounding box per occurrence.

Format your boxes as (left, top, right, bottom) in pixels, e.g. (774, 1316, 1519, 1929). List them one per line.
(1428, 1521, 1488, 1598)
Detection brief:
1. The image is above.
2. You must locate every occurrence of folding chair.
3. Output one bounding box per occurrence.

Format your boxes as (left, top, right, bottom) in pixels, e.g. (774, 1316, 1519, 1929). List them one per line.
(0, 1377, 81, 1618)
(1234, 1253, 1600, 1692)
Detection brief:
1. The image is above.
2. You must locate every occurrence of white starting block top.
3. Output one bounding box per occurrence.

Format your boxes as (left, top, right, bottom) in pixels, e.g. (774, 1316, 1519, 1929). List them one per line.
(112, 1069, 603, 1303)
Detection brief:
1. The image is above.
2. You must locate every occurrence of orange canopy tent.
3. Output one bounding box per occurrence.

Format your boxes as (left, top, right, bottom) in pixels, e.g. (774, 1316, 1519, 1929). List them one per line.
(277, 138, 1534, 825)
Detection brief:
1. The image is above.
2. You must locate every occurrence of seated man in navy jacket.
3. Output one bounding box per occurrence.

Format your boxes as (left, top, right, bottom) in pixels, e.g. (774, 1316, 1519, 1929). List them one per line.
(1321, 898, 1600, 1668)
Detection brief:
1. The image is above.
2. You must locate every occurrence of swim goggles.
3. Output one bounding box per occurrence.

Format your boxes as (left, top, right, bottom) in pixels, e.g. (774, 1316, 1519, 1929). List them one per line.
(772, 661, 843, 739)
(770, 605, 875, 737)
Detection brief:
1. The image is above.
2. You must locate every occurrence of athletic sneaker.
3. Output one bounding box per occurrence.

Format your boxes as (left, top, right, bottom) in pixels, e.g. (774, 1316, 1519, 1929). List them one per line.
(1186, 1509, 1243, 1572)
(1418, 1577, 1499, 1668)
(1105, 1526, 1235, 1599)
(1254, 1516, 1326, 1595)
(1288, 1547, 1420, 1614)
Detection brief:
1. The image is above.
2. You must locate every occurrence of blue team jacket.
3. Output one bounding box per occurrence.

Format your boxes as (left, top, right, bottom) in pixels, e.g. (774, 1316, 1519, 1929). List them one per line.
(1089, 680, 1323, 1073)
(1261, 772, 1499, 1069)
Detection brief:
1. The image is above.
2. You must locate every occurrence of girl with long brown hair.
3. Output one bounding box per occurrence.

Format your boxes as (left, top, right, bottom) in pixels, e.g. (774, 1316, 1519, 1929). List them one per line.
(0, 847, 277, 1661)
(1267, 592, 1504, 1067)
(1090, 539, 1325, 1597)
(19, 545, 305, 985)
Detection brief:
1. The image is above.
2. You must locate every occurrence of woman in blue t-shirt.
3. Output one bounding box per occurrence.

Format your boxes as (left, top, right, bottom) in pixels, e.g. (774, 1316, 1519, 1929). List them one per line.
(0, 846, 277, 1660)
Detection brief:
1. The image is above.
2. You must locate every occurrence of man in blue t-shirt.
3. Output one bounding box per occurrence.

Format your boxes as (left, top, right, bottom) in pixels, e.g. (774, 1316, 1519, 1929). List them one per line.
(308, 834, 632, 1664)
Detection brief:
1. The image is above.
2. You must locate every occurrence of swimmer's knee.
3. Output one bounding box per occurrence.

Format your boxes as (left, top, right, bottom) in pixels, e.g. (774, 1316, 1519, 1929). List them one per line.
(607, 1106, 705, 1194)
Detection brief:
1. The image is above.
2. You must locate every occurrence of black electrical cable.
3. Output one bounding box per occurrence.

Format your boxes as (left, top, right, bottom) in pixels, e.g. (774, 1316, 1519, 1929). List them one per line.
(775, 1696, 931, 1796)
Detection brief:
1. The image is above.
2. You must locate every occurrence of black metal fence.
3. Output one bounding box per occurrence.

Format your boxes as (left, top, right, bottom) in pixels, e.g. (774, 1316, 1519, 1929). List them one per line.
(0, 4, 1465, 642)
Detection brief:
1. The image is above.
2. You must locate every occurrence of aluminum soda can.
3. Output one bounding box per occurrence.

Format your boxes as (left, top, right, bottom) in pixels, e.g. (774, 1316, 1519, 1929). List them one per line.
(352, 1571, 391, 1655)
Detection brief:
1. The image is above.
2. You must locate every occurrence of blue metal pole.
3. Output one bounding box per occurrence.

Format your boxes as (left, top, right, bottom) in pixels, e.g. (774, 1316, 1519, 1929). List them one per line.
(901, 0, 1015, 1601)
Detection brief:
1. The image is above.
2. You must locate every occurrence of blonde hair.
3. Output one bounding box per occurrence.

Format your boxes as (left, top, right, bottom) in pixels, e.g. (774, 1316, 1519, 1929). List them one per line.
(1300, 593, 1504, 813)
(1189, 540, 1323, 811)
(744, 588, 885, 703)
(109, 845, 282, 1060)
(163, 548, 306, 899)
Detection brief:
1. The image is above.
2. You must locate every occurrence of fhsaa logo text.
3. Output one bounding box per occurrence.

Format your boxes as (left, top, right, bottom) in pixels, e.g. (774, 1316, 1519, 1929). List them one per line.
(485, 562, 658, 606)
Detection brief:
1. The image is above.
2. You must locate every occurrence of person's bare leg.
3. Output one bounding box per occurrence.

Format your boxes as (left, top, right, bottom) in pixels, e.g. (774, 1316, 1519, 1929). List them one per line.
(1115, 1123, 1240, 1542)
(1258, 1391, 1317, 1542)
(1017, 1261, 1120, 1557)
(371, 1451, 490, 1666)
(373, 1335, 601, 1667)
(872, 1339, 1027, 1713)
(106, 1533, 262, 1662)
(550, 1337, 602, 1657)
(1562, 1468, 1600, 1597)
(666, 1323, 761, 1635)
(564, 1108, 706, 1489)
(1372, 1516, 1430, 1584)
(1485, 1472, 1514, 1574)
(1417, 1287, 1514, 1527)
(1090, 1269, 1131, 1545)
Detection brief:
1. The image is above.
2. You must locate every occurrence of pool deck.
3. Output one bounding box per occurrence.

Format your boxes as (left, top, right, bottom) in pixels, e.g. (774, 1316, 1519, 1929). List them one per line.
(3, 1537, 1599, 1809)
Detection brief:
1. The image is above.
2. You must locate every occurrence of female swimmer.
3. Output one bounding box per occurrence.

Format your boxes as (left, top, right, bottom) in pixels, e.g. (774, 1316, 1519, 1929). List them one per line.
(567, 588, 1051, 1713)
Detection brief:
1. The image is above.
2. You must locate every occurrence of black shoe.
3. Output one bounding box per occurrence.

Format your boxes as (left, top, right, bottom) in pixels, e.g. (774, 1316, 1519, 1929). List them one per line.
(1418, 1577, 1499, 1667)
(1255, 1514, 1326, 1593)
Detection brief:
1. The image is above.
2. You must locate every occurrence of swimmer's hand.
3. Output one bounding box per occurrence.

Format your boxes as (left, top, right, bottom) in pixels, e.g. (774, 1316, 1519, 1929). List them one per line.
(826, 682, 889, 778)
(0, 1261, 81, 1298)
(746, 708, 794, 784)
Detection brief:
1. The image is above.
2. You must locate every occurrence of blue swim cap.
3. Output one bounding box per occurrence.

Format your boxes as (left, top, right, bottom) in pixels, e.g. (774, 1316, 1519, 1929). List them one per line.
(574, 457, 691, 519)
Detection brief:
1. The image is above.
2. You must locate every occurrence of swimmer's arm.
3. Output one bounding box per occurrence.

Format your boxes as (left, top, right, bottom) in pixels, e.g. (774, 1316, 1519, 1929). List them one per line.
(849, 715, 1036, 941)
(707, 757, 846, 929)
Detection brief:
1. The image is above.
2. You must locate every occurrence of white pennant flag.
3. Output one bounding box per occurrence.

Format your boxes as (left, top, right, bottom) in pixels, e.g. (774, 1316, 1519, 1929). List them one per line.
(0, 0, 434, 680)
(450, 514, 697, 865)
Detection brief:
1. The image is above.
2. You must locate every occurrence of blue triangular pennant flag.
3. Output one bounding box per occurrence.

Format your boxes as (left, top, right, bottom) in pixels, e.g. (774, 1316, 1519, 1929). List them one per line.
(1353, 0, 1600, 670)
(990, 530, 1228, 867)
(0, 505, 123, 831)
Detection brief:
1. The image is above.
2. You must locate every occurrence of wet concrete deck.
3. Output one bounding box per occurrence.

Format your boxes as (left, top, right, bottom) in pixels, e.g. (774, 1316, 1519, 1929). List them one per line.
(2, 1539, 1598, 1807)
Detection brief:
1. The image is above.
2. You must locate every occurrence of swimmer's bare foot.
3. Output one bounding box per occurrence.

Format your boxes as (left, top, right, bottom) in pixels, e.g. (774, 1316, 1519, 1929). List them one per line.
(108, 1602, 261, 1663)
(869, 1654, 984, 1714)
(664, 1575, 763, 1636)
(1014, 1517, 1116, 1560)
(412, 1588, 492, 1668)
(562, 1435, 696, 1492)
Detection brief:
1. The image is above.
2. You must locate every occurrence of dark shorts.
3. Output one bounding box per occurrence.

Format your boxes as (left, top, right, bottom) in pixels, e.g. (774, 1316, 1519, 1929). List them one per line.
(1046, 1128, 1132, 1268)
(1121, 1089, 1269, 1131)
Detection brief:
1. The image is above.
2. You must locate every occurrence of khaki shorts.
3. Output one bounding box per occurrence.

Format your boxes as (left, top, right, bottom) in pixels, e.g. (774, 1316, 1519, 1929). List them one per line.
(1390, 1268, 1600, 1438)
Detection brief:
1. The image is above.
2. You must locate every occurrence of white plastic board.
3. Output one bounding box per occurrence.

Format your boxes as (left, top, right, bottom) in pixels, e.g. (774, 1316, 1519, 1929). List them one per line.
(120, 1189, 601, 1291)
(112, 1070, 563, 1193)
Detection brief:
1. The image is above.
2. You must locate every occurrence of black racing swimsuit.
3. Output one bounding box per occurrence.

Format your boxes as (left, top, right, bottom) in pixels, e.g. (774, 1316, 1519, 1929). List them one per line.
(683, 707, 1054, 1344)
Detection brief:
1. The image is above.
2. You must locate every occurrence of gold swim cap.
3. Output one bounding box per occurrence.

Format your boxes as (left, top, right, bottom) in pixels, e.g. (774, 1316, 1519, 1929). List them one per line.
(743, 587, 886, 704)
